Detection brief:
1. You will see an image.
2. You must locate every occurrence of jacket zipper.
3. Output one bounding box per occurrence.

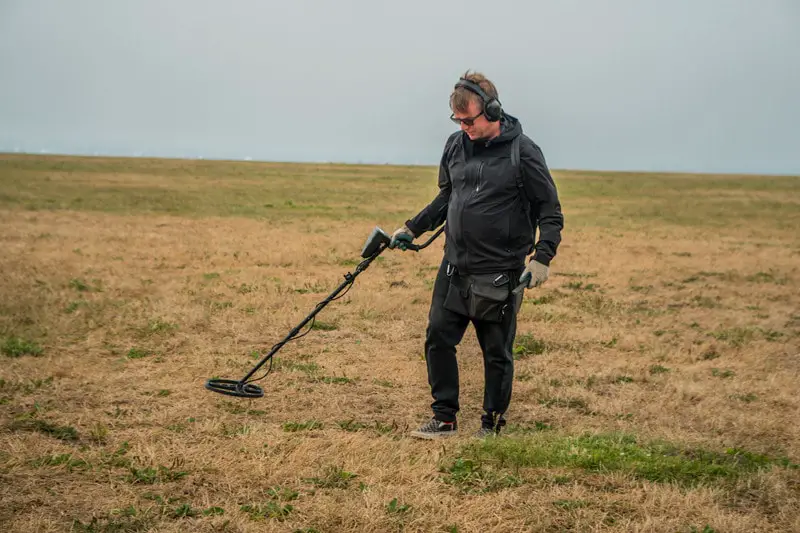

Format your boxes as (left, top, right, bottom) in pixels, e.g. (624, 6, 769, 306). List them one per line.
(462, 160, 484, 271)
(459, 183, 467, 271)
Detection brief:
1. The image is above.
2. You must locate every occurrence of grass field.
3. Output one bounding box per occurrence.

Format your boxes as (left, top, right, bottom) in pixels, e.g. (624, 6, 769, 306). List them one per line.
(1, 153, 798, 532)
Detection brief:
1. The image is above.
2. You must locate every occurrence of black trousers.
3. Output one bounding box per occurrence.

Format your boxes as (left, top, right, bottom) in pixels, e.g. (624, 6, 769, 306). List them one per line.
(424, 257, 524, 426)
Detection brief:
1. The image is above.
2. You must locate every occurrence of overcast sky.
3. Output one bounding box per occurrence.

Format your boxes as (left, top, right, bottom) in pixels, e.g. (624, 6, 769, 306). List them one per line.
(1, 1, 798, 174)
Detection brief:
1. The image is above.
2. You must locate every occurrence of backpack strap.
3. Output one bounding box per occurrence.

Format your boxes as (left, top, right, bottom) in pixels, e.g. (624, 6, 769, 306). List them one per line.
(511, 135, 529, 212)
(511, 135, 537, 247)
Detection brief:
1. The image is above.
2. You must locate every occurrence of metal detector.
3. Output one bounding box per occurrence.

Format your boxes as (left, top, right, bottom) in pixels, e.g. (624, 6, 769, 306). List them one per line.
(204, 225, 445, 399)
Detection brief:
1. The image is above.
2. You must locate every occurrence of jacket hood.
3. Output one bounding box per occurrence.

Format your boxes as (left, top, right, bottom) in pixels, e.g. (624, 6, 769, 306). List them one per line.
(495, 113, 523, 143)
(465, 112, 523, 147)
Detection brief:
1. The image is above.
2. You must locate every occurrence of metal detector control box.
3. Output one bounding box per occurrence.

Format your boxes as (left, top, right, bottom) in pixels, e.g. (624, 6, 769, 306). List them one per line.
(360, 226, 391, 258)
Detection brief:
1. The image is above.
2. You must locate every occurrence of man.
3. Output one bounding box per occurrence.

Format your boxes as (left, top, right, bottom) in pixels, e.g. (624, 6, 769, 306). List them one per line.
(389, 70, 564, 439)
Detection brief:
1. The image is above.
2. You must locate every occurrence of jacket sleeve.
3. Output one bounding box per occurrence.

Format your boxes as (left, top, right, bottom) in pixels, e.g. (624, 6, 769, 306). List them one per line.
(519, 138, 564, 266)
(404, 132, 457, 236)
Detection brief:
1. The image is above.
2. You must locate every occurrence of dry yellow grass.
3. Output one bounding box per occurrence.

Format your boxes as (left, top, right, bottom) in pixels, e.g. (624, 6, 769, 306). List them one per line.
(0, 154, 798, 532)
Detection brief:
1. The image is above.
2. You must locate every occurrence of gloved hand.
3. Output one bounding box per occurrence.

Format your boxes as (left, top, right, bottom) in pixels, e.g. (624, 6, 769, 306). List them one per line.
(519, 259, 549, 288)
(389, 225, 415, 251)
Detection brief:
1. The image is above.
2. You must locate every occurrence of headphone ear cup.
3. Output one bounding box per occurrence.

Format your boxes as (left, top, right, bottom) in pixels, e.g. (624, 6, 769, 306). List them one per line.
(484, 99, 502, 121)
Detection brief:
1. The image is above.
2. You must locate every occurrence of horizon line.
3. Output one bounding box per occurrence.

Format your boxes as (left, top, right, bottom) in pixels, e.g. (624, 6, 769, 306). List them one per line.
(1, 150, 798, 178)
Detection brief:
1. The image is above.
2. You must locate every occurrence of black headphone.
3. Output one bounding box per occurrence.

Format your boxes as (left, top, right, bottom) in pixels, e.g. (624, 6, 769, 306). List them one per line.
(454, 77, 503, 122)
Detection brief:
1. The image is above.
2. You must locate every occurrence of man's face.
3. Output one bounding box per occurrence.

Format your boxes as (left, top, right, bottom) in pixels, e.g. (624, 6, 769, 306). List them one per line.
(451, 98, 493, 140)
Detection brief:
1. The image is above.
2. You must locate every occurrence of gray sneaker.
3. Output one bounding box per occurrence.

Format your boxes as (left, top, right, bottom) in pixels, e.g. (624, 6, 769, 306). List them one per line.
(410, 417, 457, 440)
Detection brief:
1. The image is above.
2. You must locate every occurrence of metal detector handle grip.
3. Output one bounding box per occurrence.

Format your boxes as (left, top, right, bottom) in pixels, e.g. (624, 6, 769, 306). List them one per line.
(512, 272, 532, 295)
(405, 225, 445, 252)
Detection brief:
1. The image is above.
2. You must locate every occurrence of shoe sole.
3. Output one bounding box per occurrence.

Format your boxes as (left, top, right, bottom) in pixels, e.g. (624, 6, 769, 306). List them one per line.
(409, 430, 458, 440)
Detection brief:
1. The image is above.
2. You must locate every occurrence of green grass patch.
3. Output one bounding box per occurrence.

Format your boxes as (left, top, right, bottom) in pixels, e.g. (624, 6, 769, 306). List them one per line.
(745, 270, 788, 285)
(282, 420, 323, 432)
(708, 326, 785, 345)
(240, 501, 294, 521)
(385, 497, 412, 514)
(312, 375, 354, 385)
(10, 418, 79, 441)
(169, 503, 201, 519)
(629, 284, 653, 294)
(0, 376, 53, 394)
(540, 395, 588, 407)
(125, 464, 188, 484)
(71, 510, 156, 533)
(552, 499, 588, 510)
(126, 347, 150, 359)
(556, 272, 597, 279)
(337, 419, 368, 432)
(708, 327, 757, 347)
(513, 333, 548, 359)
(304, 464, 357, 489)
(30, 453, 90, 471)
(444, 432, 797, 490)
(68, 278, 92, 292)
(711, 368, 736, 379)
(265, 485, 299, 502)
(2, 336, 43, 357)
(528, 291, 560, 305)
(691, 295, 721, 309)
(504, 421, 552, 434)
(145, 318, 178, 335)
(731, 393, 757, 403)
(538, 396, 592, 415)
(311, 320, 338, 331)
(565, 281, 598, 291)
(281, 361, 320, 374)
(575, 293, 619, 315)
(65, 300, 87, 313)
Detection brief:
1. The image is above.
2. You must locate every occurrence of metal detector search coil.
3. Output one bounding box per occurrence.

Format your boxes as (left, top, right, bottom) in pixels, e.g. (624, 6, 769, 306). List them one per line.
(204, 225, 445, 399)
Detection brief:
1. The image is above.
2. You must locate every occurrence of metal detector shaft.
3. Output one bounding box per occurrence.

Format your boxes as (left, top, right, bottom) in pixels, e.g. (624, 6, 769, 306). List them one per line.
(239, 248, 382, 384)
(204, 224, 445, 398)
(238, 224, 444, 383)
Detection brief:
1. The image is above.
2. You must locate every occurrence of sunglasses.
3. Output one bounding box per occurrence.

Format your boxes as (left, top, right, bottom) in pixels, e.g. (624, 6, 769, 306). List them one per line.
(450, 111, 484, 126)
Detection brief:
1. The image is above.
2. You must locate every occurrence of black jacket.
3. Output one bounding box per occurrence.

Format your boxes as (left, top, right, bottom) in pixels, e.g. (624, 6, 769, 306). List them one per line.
(405, 113, 564, 274)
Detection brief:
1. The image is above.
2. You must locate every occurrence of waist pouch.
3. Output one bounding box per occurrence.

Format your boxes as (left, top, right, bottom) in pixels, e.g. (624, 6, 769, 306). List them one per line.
(442, 264, 514, 323)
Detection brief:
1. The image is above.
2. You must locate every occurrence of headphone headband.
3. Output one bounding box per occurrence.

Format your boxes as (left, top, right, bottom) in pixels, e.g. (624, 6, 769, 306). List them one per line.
(455, 78, 491, 103)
